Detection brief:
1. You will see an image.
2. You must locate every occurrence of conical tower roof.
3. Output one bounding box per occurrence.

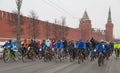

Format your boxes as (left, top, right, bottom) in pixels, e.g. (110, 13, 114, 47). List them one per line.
(82, 10, 89, 20)
(107, 8, 112, 23)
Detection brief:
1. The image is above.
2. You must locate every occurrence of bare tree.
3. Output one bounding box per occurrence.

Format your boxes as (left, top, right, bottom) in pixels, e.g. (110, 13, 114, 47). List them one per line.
(52, 19, 62, 40)
(16, 0, 23, 49)
(61, 17, 69, 40)
(53, 18, 69, 40)
(28, 10, 39, 40)
(52, 24, 60, 40)
(45, 21, 51, 39)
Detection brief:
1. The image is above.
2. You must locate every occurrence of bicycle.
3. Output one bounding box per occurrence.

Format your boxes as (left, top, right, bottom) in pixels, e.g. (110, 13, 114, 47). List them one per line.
(22, 47, 37, 62)
(3, 48, 22, 63)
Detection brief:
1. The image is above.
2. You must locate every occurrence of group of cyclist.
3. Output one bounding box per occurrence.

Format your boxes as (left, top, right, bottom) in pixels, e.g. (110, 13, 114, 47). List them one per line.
(1, 38, 120, 66)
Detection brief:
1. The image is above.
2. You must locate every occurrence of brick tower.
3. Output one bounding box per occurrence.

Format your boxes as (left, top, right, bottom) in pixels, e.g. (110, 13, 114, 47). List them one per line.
(105, 8, 113, 42)
(79, 10, 92, 41)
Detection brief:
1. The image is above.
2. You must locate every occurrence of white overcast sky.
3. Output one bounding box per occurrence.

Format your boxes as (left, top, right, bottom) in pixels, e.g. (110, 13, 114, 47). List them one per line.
(0, 0, 120, 39)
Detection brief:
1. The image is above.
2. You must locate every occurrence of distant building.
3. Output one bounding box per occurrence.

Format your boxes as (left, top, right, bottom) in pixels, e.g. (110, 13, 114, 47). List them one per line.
(0, 8, 113, 42)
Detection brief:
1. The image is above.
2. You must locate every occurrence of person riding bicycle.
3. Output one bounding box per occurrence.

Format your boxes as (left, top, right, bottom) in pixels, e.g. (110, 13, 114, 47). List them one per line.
(114, 42, 120, 57)
(63, 40, 68, 54)
(29, 40, 39, 55)
(2, 40, 12, 49)
(95, 41, 107, 66)
(45, 39, 52, 55)
(12, 40, 18, 52)
(52, 39, 56, 52)
(41, 40, 47, 56)
(45, 39, 52, 48)
(55, 40, 63, 55)
(95, 41, 106, 57)
(1, 40, 15, 57)
(54, 40, 64, 61)
(23, 39, 29, 52)
(76, 40, 86, 59)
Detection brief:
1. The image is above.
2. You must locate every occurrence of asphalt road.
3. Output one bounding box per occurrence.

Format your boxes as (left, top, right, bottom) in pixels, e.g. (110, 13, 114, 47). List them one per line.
(0, 53, 119, 73)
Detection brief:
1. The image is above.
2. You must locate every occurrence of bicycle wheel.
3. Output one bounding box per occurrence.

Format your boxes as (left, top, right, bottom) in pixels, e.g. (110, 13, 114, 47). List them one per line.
(22, 48, 35, 62)
(3, 50, 10, 63)
(15, 51, 22, 61)
(38, 51, 42, 60)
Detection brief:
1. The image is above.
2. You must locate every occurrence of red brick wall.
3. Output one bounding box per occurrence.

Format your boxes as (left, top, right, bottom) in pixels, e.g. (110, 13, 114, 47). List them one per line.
(66, 28, 81, 40)
(0, 10, 112, 41)
(92, 29, 105, 41)
(0, 10, 82, 40)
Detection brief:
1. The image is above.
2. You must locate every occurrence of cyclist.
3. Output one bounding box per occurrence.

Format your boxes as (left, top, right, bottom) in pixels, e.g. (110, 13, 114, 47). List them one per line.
(114, 42, 120, 58)
(2, 40, 13, 50)
(22, 39, 29, 55)
(2, 40, 16, 61)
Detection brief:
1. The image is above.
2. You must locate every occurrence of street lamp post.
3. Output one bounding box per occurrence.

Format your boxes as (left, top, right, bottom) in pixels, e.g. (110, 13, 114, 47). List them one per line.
(16, 0, 23, 50)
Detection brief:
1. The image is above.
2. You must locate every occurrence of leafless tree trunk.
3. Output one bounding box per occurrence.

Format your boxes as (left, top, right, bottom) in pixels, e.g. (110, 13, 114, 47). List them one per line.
(53, 19, 62, 40)
(45, 21, 51, 39)
(16, 0, 23, 50)
(7, 10, 24, 34)
(61, 17, 69, 40)
(28, 10, 39, 40)
(53, 24, 60, 40)
(53, 18, 69, 40)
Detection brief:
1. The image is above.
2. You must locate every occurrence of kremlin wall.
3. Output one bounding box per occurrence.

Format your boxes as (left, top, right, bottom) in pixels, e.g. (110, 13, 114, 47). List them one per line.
(0, 9, 113, 42)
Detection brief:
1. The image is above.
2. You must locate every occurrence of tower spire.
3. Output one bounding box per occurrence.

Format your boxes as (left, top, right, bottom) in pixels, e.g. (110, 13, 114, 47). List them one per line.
(82, 10, 89, 20)
(107, 8, 112, 23)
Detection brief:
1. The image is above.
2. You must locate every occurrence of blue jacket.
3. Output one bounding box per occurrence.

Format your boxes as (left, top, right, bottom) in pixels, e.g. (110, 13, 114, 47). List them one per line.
(77, 41, 86, 50)
(55, 42, 58, 49)
(96, 44, 106, 52)
(50, 43, 52, 49)
(2, 42, 13, 49)
(105, 44, 111, 51)
(60, 42, 64, 49)
(43, 44, 47, 50)
(55, 41, 62, 49)
(12, 40, 18, 51)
